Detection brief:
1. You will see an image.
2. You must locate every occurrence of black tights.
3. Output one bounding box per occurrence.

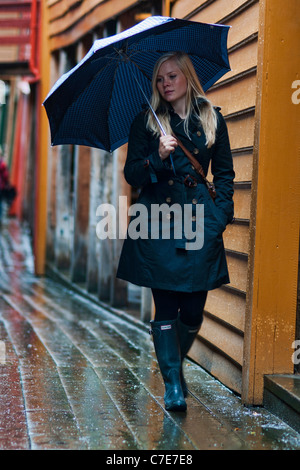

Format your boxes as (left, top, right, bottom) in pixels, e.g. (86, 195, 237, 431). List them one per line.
(151, 288, 207, 327)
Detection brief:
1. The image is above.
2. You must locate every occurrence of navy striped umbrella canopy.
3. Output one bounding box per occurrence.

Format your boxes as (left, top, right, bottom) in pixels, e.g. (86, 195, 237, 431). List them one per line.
(43, 16, 231, 152)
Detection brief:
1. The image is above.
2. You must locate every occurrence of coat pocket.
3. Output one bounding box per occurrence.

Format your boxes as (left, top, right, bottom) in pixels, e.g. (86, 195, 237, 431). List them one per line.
(206, 195, 227, 234)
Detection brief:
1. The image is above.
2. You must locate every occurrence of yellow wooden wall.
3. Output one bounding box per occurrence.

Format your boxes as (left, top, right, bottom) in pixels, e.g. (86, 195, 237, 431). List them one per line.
(241, 0, 299, 404)
(171, 0, 260, 394)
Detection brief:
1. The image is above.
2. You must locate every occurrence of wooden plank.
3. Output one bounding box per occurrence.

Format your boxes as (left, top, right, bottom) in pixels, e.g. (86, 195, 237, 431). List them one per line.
(227, 253, 248, 292)
(110, 145, 131, 307)
(171, 0, 207, 18)
(0, 19, 31, 27)
(233, 185, 251, 220)
(199, 314, 244, 366)
(69, 42, 92, 283)
(70, 145, 91, 283)
(0, 3, 31, 12)
(47, 0, 60, 7)
(207, 72, 257, 115)
(49, 0, 106, 23)
(232, 150, 253, 182)
(205, 287, 246, 332)
(0, 46, 19, 61)
(221, 39, 258, 82)
(86, 148, 104, 293)
(190, 338, 243, 394)
(223, 222, 250, 255)
(205, 174, 251, 219)
(98, 153, 114, 301)
(226, 112, 255, 150)
(223, 1, 259, 49)
(46, 147, 58, 262)
(49, 0, 139, 50)
(0, 35, 30, 45)
(52, 51, 72, 271)
(209, 155, 251, 180)
(172, 0, 249, 24)
(49, 0, 127, 35)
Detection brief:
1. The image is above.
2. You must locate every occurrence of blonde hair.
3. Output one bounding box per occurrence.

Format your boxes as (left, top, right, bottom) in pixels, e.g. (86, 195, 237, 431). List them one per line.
(146, 52, 217, 148)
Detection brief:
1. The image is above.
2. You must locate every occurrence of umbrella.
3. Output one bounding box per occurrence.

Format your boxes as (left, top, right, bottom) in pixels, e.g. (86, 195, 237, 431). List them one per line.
(43, 15, 231, 152)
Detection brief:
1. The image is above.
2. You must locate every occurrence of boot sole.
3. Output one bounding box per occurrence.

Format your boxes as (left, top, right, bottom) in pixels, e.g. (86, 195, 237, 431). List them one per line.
(165, 402, 187, 412)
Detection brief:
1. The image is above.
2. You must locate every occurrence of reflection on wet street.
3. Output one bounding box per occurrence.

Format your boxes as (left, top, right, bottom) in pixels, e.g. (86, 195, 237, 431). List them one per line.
(0, 219, 300, 450)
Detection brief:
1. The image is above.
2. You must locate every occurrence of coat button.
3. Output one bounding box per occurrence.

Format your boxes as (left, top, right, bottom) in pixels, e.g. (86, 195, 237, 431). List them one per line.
(191, 216, 196, 221)
(166, 197, 172, 203)
(168, 179, 174, 186)
(193, 148, 199, 155)
(197, 131, 202, 137)
(192, 198, 198, 204)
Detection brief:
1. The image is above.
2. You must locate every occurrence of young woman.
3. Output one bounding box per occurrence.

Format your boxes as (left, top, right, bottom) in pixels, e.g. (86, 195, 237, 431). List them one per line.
(117, 52, 235, 411)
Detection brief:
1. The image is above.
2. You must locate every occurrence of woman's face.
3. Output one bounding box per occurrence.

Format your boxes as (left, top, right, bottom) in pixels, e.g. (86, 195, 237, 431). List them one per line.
(156, 58, 188, 108)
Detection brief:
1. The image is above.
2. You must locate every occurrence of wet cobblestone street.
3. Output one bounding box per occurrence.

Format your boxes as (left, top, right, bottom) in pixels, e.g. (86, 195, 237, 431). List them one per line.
(0, 218, 300, 451)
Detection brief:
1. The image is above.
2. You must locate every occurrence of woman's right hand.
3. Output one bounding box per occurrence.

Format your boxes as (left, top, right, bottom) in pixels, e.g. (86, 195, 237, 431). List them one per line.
(158, 135, 178, 160)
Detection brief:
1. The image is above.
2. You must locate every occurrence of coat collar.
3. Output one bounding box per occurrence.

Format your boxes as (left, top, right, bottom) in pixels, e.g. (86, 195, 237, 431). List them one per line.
(169, 98, 208, 133)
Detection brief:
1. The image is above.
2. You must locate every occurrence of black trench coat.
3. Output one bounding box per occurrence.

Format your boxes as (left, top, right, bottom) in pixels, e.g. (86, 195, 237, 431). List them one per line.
(116, 102, 235, 292)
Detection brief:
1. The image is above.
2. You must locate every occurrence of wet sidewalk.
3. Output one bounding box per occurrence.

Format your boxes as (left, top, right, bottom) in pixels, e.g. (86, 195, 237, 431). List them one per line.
(0, 218, 300, 451)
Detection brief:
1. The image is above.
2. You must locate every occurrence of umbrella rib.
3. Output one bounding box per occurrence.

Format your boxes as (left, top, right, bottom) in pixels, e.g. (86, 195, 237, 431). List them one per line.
(126, 50, 156, 81)
(106, 57, 124, 152)
(128, 67, 166, 136)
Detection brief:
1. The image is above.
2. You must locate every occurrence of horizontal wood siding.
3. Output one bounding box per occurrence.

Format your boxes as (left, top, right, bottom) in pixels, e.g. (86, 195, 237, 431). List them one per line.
(47, 0, 140, 50)
(172, 0, 259, 393)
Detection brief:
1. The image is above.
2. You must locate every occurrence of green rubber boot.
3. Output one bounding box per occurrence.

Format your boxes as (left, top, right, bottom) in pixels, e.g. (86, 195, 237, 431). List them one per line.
(150, 319, 187, 412)
(177, 318, 201, 397)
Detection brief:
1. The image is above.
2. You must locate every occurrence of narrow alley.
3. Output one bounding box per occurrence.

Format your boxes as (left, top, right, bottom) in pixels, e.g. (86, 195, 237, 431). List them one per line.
(0, 217, 299, 451)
